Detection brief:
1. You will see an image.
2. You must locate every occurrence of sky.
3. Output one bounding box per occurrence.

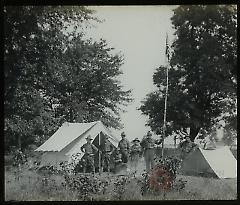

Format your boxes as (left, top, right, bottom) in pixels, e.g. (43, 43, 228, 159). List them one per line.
(84, 6, 177, 141)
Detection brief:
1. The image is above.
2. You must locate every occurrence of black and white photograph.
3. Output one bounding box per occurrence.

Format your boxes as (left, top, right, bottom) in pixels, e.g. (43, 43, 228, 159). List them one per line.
(4, 5, 237, 201)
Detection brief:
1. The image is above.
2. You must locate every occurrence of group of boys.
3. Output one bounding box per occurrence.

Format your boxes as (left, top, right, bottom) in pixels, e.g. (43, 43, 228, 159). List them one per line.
(80, 130, 199, 174)
(80, 130, 164, 174)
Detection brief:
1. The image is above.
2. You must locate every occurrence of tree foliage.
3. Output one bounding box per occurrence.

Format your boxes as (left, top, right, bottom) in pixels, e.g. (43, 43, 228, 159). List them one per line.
(4, 6, 132, 150)
(40, 37, 132, 128)
(140, 5, 237, 141)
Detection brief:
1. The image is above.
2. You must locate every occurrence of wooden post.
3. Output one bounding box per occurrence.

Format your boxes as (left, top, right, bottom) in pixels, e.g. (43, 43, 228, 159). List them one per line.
(98, 133, 101, 174)
(162, 65, 168, 159)
(173, 135, 177, 155)
(18, 135, 21, 150)
(162, 33, 170, 159)
(174, 136, 176, 149)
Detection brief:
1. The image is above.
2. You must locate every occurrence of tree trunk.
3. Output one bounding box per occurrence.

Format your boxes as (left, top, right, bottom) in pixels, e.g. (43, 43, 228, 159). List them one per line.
(18, 135, 21, 150)
(69, 108, 73, 123)
(189, 126, 200, 142)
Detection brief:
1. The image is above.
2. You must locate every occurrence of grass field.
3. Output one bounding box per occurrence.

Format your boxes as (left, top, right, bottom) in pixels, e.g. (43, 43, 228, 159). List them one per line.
(5, 165, 237, 201)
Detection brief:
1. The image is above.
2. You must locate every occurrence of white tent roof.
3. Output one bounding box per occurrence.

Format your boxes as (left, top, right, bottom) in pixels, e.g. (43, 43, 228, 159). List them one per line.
(182, 146, 237, 179)
(35, 121, 118, 152)
(199, 146, 237, 178)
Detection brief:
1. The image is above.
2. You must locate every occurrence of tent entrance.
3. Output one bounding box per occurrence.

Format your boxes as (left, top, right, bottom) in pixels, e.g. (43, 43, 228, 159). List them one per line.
(74, 131, 116, 173)
(92, 132, 116, 172)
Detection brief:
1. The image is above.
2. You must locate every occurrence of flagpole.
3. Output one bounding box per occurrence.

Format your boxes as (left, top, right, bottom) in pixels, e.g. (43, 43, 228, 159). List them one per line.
(161, 33, 170, 159)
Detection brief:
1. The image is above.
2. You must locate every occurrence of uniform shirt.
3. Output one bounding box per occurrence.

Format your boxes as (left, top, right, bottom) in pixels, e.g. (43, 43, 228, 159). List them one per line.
(100, 140, 114, 152)
(130, 143, 142, 154)
(179, 140, 196, 153)
(140, 137, 163, 149)
(81, 142, 98, 154)
(118, 138, 130, 151)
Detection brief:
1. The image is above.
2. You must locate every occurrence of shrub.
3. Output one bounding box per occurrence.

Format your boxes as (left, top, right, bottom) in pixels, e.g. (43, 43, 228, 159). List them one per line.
(63, 174, 109, 200)
(141, 156, 185, 194)
(112, 175, 131, 200)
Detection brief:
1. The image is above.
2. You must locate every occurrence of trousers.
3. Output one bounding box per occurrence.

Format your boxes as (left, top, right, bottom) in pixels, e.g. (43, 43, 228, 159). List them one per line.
(130, 152, 141, 170)
(101, 152, 111, 172)
(144, 149, 156, 172)
(120, 150, 129, 163)
(82, 154, 95, 173)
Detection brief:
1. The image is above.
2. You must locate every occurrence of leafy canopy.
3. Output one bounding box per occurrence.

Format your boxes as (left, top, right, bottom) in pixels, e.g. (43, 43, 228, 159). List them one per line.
(4, 6, 132, 150)
(140, 5, 237, 141)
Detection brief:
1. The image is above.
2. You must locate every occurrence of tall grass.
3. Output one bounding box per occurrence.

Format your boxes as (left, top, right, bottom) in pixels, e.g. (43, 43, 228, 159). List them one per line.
(5, 166, 237, 201)
(5, 167, 79, 201)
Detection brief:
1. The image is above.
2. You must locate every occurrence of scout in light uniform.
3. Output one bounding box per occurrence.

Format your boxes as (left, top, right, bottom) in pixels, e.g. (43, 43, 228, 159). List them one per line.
(130, 138, 142, 172)
(140, 131, 163, 172)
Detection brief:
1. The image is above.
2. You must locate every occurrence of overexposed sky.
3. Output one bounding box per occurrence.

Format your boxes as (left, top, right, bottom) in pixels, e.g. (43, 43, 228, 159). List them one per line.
(85, 6, 177, 141)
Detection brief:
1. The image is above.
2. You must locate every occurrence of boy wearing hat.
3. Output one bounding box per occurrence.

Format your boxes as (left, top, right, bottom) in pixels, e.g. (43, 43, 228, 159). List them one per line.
(178, 136, 197, 159)
(118, 132, 130, 163)
(113, 147, 123, 172)
(81, 135, 98, 174)
(100, 135, 114, 172)
(130, 138, 142, 171)
(140, 131, 163, 172)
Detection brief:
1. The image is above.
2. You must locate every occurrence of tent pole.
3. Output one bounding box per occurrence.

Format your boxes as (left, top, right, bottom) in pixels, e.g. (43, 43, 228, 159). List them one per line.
(98, 133, 101, 174)
(174, 136, 176, 149)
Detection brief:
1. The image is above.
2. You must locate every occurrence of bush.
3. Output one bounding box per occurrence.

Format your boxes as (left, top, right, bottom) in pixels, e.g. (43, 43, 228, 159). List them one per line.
(141, 156, 184, 194)
(63, 174, 110, 200)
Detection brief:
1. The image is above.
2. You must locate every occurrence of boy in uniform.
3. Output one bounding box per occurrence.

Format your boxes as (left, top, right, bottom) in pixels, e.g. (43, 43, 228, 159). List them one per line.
(100, 135, 114, 172)
(118, 132, 130, 163)
(130, 138, 142, 172)
(140, 131, 163, 172)
(81, 135, 98, 174)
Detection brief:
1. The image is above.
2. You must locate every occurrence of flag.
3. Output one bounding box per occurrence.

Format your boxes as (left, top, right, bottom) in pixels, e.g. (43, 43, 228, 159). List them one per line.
(165, 33, 170, 61)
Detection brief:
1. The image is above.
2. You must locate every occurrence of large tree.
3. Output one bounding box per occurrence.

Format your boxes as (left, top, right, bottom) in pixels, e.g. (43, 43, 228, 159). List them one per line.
(39, 36, 132, 129)
(4, 6, 95, 113)
(4, 6, 132, 150)
(140, 5, 237, 141)
(4, 6, 96, 150)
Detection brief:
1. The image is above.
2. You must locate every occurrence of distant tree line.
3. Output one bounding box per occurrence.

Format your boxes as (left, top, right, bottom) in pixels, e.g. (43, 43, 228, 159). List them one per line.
(4, 6, 132, 151)
(140, 5, 237, 142)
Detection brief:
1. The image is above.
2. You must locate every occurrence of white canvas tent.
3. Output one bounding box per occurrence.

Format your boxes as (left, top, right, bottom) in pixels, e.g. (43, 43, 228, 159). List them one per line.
(181, 146, 237, 178)
(35, 121, 119, 169)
